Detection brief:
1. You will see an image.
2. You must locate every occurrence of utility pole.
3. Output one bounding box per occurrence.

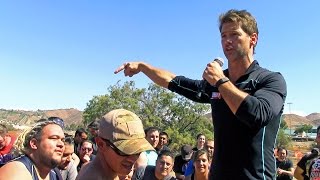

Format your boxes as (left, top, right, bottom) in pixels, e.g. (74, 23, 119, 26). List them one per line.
(287, 102, 293, 136)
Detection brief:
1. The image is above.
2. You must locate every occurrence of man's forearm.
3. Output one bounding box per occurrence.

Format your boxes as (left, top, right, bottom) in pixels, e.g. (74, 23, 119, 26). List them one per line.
(139, 62, 176, 88)
(217, 81, 248, 114)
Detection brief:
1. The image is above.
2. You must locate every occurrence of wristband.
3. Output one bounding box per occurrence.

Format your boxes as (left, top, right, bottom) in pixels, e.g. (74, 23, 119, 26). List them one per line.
(215, 77, 230, 88)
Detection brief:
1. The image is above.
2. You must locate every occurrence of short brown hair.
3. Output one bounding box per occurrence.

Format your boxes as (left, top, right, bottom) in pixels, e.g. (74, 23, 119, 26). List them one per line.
(219, 9, 259, 53)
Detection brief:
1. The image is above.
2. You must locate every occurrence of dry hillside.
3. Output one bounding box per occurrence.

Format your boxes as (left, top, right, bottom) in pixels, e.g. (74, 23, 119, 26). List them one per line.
(0, 108, 83, 126)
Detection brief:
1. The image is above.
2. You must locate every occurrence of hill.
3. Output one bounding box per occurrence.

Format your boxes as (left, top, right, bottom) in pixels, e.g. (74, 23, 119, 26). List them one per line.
(0, 108, 83, 127)
(283, 114, 315, 128)
(1, 108, 319, 130)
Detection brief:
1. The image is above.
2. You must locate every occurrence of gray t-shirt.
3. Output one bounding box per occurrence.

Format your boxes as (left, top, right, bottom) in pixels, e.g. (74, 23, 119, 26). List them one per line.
(133, 165, 176, 180)
(60, 161, 78, 180)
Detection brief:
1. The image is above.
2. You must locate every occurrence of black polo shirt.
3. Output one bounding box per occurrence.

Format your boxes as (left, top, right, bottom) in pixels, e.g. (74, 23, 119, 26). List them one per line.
(168, 60, 287, 180)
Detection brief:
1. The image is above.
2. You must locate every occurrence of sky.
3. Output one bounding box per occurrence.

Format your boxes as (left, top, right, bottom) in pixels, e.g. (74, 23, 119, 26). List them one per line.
(0, 1, 319, 116)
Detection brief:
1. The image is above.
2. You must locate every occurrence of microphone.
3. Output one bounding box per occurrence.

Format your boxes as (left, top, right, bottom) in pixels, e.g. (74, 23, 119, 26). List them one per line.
(196, 57, 224, 99)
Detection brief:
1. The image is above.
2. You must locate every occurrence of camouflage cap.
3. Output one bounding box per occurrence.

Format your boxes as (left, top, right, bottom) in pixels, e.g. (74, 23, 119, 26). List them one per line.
(98, 109, 154, 155)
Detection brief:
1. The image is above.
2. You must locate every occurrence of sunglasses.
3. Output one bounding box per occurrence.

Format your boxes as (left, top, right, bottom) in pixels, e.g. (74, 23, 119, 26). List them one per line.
(81, 147, 93, 152)
(101, 138, 132, 156)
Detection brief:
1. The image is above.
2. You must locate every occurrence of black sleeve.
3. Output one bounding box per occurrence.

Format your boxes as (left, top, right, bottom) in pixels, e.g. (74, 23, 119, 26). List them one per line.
(296, 154, 308, 176)
(236, 72, 287, 129)
(168, 76, 211, 103)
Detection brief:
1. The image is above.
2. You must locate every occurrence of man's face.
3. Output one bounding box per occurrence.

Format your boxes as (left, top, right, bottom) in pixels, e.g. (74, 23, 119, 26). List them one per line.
(89, 128, 99, 137)
(205, 141, 214, 156)
(100, 138, 140, 176)
(221, 22, 256, 62)
(0, 134, 6, 150)
(79, 141, 93, 160)
(158, 135, 168, 147)
(58, 144, 74, 170)
(155, 155, 174, 179)
(146, 130, 159, 148)
(75, 132, 88, 144)
(277, 149, 287, 162)
(36, 124, 65, 169)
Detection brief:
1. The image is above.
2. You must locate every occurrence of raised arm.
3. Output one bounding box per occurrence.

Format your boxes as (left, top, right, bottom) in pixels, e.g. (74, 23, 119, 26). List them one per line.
(114, 62, 176, 88)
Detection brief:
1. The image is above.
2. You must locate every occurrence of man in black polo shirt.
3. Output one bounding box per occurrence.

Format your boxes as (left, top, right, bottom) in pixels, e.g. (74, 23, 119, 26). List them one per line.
(115, 9, 287, 180)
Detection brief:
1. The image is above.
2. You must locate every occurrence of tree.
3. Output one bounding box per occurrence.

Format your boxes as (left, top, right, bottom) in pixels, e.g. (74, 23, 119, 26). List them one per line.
(294, 124, 313, 134)
(83, 81, 212, 152)
(275, 116, 292, 148)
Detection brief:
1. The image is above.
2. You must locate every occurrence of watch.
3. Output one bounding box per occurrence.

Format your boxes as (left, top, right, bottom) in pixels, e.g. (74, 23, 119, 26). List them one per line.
(215, 77, 230, 88)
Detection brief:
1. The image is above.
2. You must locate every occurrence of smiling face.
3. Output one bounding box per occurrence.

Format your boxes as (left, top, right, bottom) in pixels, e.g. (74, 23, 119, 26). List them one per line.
(197, 135, 206, 149)
(193, 153, 210, 174)
(34, 124, 65, 169)
(155, 155, 174, 179)
(277, 149, 287, 162)
(146, 130, 159, 148)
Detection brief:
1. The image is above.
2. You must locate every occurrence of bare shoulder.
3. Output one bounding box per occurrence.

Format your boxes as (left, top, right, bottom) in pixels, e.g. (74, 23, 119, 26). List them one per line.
(77, 162, 115, 180)
(77, 163, 98, 180)
(0, 161, 32, 180)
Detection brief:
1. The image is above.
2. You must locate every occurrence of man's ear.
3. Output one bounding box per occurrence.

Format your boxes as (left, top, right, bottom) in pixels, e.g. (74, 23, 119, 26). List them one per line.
(29, 138, 38, 150)
(250, 33, 258, 46)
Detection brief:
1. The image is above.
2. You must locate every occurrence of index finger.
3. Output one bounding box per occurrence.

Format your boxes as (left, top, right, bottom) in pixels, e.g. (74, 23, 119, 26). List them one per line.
(114, 63, 127, 74)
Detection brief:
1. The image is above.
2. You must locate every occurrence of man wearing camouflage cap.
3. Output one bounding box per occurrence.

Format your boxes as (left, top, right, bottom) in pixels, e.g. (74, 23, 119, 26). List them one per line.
(77, 109, 154, 180)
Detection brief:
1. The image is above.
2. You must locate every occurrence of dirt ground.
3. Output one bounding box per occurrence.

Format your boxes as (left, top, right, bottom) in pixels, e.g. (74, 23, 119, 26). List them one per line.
(287, 141, 315, 167)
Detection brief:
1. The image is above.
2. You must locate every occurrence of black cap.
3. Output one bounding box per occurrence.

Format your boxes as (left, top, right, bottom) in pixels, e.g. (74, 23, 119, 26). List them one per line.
(181, 145, 193, 160)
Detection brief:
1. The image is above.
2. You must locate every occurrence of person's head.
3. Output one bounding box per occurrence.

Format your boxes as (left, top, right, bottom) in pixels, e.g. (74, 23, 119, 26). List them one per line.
(79, 140, 94, 160)
(96, 109, 154, 176)
(205, 139, 214, 162)
(276, 147, 288, 162)
(0, 124, 8, 150)
(87, 119, 100, 137)
(193, 149, 210, 175)
(155, 150, 174, 179)
(219, 9, 259, 59)
(157, 131, 169, 147)
(14, 120, 65, 169)
(58, 136, 74, 170)
(144, 127, 160, 148)
(74, 128, 88, 144)
(181, 145, 193, 161)
(196, 134, 206, 149)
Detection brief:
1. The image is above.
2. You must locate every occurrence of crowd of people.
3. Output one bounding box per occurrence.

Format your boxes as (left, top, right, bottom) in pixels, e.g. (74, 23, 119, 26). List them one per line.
(0, 109, 215, 180)
(2, 110, 320, 180)
(3, 7, 314, 179)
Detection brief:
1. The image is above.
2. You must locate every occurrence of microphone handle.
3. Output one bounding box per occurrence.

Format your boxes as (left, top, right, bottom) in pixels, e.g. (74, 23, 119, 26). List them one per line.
(197, 59, 222, 99)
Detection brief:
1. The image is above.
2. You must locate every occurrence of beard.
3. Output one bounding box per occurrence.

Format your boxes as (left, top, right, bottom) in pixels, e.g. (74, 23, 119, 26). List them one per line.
(234, 45, 248, 60)
(39, 152, 62, 169)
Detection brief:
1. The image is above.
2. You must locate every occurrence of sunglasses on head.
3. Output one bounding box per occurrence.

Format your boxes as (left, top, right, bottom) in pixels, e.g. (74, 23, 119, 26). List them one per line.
(101, 138, 132, 157)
